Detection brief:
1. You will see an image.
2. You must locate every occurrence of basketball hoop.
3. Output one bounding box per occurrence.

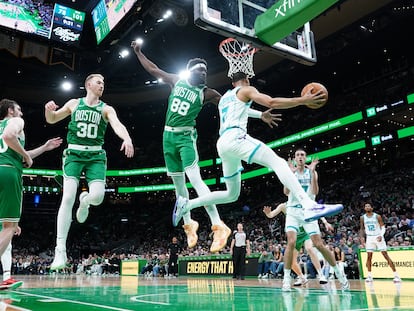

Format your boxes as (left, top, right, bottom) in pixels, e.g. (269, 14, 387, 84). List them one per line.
(219, 38, 258, 79)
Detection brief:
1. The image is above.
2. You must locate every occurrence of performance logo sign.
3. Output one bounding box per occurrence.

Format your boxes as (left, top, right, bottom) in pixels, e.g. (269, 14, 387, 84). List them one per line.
(50, 4, 85, 46)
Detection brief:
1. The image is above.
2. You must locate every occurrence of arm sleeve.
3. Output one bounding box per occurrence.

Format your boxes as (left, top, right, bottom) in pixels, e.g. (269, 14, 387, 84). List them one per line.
(247, 108, 262, 119)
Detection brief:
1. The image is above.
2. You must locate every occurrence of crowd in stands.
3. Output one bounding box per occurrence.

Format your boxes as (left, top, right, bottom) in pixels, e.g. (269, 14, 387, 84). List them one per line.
(6, 162, 413, 281)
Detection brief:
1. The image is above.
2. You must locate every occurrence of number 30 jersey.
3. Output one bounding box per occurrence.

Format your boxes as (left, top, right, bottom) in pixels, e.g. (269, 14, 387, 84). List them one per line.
(166, 80, 205, 127)
(67, 98, 108, 146)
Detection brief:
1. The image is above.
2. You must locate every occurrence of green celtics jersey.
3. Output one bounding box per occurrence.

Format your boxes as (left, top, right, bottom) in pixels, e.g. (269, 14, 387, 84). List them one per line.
(67, 98, 108, 146)
(165, 79, 206, 127)
(0, 118, 25, 171)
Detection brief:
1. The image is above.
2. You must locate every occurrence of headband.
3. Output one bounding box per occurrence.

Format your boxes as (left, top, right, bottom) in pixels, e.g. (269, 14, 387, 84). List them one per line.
(188, 63, 207, 72)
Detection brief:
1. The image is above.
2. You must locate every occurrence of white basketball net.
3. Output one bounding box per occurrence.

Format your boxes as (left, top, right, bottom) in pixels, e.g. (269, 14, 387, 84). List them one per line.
(219, 38, 258, 78)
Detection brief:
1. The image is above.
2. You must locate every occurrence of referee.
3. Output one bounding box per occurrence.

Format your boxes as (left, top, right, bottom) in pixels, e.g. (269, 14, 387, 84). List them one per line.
(230, 223, 251, 280)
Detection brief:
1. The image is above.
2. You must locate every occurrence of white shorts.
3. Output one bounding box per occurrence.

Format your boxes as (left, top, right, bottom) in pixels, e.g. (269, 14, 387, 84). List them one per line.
(366, 235, 387, 252)
(285, 205, 321, 236)
(217, 128, 264, 178)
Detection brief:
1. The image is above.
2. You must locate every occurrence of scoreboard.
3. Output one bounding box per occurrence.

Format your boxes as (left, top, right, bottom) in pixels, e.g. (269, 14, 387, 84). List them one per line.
(50, 4, 85, 46)
(92, 0, 110, 44)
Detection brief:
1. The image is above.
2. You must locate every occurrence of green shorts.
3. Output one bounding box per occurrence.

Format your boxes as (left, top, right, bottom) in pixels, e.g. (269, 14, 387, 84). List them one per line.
(0, 166, 22, 221)
(295, 227, 310, 251)
(62, 149, 107, 183)
(163, 129, 198, 175)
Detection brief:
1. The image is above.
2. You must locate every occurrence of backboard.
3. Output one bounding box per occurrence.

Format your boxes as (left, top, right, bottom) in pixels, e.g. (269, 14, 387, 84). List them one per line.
(194, 0, 317, 65)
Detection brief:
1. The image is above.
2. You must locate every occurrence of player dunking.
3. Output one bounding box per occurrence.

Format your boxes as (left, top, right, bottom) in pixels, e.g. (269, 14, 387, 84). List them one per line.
(45, 74, 134, 270)
(360, 202, 401, 283)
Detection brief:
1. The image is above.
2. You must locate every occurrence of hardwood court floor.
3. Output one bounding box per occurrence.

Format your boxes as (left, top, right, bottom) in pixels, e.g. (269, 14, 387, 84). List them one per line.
(1, 275, 413, 310)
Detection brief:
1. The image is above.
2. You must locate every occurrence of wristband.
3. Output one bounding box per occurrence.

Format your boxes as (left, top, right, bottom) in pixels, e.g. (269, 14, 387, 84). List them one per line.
(248, 108, 262, 119)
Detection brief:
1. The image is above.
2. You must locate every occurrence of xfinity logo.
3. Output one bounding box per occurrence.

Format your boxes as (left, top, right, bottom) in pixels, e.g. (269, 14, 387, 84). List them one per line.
(274, 0, 302, 18)
(53, 27, 80, 42)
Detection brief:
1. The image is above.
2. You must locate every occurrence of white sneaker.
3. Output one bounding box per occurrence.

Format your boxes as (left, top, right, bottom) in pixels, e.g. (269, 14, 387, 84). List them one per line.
(319, 275, 328, 284)
(365, 276, 373, 283)
(262, 274, 269, 279)
(293, 276, 308, 286)
(303, 203, 343, 222)
(393, 276, 401, 283)
(50, 247, 67, 270)
(282, 281, 291, 292)
(257, 274, 262, 279)
(340, 278, 350, 290)
(76, 191, 89, 223)
(172, 195, 188, 227)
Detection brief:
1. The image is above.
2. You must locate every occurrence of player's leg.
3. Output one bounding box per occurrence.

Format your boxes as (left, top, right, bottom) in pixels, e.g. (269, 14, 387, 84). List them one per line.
(0, 242, 22, 289)
(292, 249, 308, 286)
(283, 229, 298, 291)
(76, 180, 105, 224)
(51, 177, 78, 270)
(309, 232, 349, 289)
(250, 141, 342, 221)
(381, 251, 401, 282)
(173, 157, 242, 226)
(1, 242, 12, 281)
(185, 164, 231, 252)
(77, 153, 107, 223)
(304, 239, 326, 283)
(0, 167, 21, 257)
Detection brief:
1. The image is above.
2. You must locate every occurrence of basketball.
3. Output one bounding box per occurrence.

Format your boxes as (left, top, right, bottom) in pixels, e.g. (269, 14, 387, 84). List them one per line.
(301, 82, 328, 109)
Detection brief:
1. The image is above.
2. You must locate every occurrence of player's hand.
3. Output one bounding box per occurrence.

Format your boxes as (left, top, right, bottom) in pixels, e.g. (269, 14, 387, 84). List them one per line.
(306, 158, 319, 171)
(324, 222, 334, 232)
(14, 226, 21, 236)
(302, 87, 326, 105)
(121, 140, 134, 158)
(287, 157, 297, 172)
(263, 206, 272, 218)
(376, 236, 382, 242)
(131, 40, 142, 53)
(45, 100, 59, 111)
(23, 153, 33, 168)
(43, 137, 63, 151)
(260, 109, 282, 128)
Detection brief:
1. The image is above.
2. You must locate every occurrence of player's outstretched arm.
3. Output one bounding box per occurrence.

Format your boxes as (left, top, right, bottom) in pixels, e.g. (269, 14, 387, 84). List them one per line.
(104, 106, 134, 158)
(28, 137, 63, 159)
(45, 99, 76, 124)
(204, 88, 222, 105)
(131, 41, 178, 86)
(241, 86, 326, 109)
(263, 202, 286, 218)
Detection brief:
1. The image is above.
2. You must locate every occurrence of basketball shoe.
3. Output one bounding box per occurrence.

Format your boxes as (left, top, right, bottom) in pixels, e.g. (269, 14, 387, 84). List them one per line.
(303, 202, 343, 222)
(183, 220, 199, 248)
(319, 274, 328, 284)
(76, 191, 90, 223)
(293, 276, 308, 286)
(0, 278, 23, 290)
(282, 276, 292, 292)
(50, 247, 67, 270)
(393, 276, 401, 283)
(210, 221, 231, 253)
(172, 195, 188, 227)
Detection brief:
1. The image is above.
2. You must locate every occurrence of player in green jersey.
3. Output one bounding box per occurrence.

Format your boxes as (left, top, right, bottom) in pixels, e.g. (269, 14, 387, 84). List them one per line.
(131, 41, 278, 253)
(0, 98, 62, 286)
(45, 74, 134, 270)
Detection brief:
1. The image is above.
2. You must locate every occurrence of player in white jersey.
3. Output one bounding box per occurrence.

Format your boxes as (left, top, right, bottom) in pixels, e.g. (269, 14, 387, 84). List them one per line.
(173, 72, 343, 227)
(281, 148, 349, 291)
(360, 202, 401, 283)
